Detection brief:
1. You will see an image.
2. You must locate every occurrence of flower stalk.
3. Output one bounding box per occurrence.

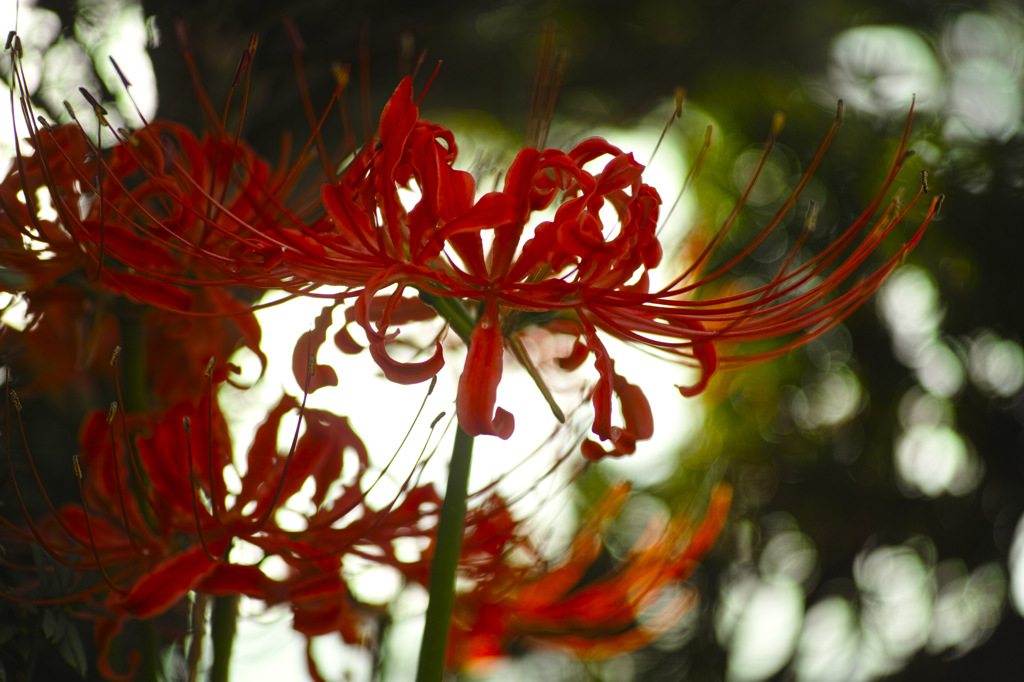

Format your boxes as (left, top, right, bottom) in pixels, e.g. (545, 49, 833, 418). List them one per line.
(209, 593, 239, 682)
(416, 426, 475, 682)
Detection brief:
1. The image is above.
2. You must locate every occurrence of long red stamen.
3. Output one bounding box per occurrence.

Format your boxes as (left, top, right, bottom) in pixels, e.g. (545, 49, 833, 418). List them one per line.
(204, 357, 224, 526)
(285, 20, 337, 185)
(304, 375, 438, 533)
(110, 348, 159, 515)
(3, 387, 83, 565)
(252, 353, 313, 532)
(73, 454, 127, 594)
(6, 386, 81, 546)
(185, 416, 218, 563)
(105, 401, 142, 555)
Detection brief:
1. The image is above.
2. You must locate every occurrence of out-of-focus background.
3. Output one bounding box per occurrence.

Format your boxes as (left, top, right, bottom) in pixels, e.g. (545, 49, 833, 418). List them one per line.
(4, 0, 1024, 680)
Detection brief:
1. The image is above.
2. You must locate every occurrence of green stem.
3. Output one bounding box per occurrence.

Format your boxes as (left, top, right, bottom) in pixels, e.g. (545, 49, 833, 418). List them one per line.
(118, 308, 148, 413)
(139, 620, 160, 682)
(209, 594, 238, 682)
(415, 426, 475, 682)
(418, 290, 475, 344)
(118, 310, 162, 682)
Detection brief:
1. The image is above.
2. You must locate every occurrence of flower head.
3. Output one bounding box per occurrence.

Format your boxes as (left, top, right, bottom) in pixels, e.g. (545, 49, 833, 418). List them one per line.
(282, 79, 942, 457)
(442, 482, 732, 670)
(0, 370, 440, 677)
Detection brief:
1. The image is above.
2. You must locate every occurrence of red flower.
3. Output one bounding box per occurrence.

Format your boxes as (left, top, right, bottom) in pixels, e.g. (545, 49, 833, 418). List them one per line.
(2, 377, 439, 677)
(291, 79, 941, 457)
(0, 118, 271, 402)
(443, 482, 732, 670)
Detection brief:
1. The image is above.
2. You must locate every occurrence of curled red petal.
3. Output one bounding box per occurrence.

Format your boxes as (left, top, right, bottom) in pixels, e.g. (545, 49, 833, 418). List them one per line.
(355, 268, 445, 385)
(368, 334, 446, 385)
(95, 619, 140, 682)
(457, 299, 514, 439)
(236, 394, 300, 510)
(111, 540, 227, 619)
(558, 337, 590, 372)
(333, 324, 364, 354)
(675, 319, 719, 397)
(580, 320, 654, 460)
(582, 321, 615, 441)
(293, 304, 340, 393)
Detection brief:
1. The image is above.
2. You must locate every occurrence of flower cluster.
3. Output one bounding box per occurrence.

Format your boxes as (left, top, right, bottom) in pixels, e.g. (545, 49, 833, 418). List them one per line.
(5, 59, 941, 460)
(0, 19, 937, 680)
(1, 354, 444, 678)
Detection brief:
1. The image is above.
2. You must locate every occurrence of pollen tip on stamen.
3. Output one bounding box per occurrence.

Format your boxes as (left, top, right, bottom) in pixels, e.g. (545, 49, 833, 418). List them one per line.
(36, 116, 51, 131)
(183, 416, 191, 434)
(771, 111, 786, 136)
(428, 375, 437, 396)
(805, 201, 818, 233)
(5, 31, 14, 52)
(331, 62, 350, 89)
(12, 35, 22, 58)
(231, 41, 255, 87)
(920, 170, 929, 193)
(204, 357, 215, 379)
(674, 87, 686, 117)
(106, 402, 118, 425)
(10, 389, 22, 413)
(109, 56, 132, 88)
(835, 99, 845, 124)
(430, 412, 445, 429)
(72, 454, 82, 480)
(110, 345, 121, 366)
(78, 87, 107, 116)
(63, 100, 78, 121)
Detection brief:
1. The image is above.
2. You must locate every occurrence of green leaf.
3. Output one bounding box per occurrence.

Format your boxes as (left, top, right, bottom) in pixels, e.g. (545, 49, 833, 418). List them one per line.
(56, 625, 87, 678)
(41, 609, 57, 641)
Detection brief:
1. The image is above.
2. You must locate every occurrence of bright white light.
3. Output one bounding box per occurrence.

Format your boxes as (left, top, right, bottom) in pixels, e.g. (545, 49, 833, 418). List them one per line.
(791, 367, 863, 432)
(74, 0, 158, 127)
(853, 545, 932, 674)
(721, 575, 804, 682)
(894, 423, 980, 497)
(968, 330, 1024, 398)
(927, 560, 1005, 655)
(827, 26, 944, 114)
(877, 265, 943, 364)
(793, 597, 859, 682)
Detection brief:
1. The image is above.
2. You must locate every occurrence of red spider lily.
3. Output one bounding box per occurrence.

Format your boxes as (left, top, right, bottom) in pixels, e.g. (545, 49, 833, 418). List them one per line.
(0, 117, 272, 402)
(0, 372, 440, 678)
(1, 32, 336, 310)
(0, 32, 341, 398)
(443, 482, 732, 670)
(292, 78, 942, 458)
